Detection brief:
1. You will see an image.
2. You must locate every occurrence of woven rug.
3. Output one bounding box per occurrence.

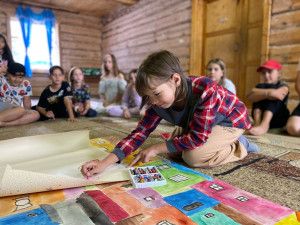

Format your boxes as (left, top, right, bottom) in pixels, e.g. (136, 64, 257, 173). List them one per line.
(0, 137, 299, 224)
(0, 115, 299, 224)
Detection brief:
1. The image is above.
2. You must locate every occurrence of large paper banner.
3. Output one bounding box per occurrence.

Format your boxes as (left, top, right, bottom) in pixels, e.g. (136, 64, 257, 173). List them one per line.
(0, 130, 129, 197)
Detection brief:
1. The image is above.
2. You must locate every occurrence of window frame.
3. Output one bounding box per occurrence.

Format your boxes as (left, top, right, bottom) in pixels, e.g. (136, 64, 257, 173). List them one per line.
(10, 17, 61, 73)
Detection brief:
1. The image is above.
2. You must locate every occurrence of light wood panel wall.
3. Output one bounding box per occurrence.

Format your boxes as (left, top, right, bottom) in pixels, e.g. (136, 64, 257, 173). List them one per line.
(269, 0, 300, 112)
(102, 0, 192, 75)
(0, 2, 102, 97)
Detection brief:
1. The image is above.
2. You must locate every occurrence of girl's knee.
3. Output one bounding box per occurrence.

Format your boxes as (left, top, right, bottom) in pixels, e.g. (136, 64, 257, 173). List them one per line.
(32, 110, 40, 120)
(286, 124, 300, 136)
(286, 117, 300, 136)
(16, 106, 26, 113)
(13, 107, 26, 117)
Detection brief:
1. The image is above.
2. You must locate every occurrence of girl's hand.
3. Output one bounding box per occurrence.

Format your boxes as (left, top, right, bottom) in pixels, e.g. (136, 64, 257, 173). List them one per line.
(128, 143, 168, 167)
(77, 106, 84, 113)
(139, 109, 146, 117)
(123, 109, 131, 118)
(127, 147, 159, 167)
(46, 110, 55, 119)
(81, 159, 107, 178)
(80, 109, 88, 116)
(75, 103, 84, 113)
(102, 99, 110, 107)
(68, 117, 78, 122)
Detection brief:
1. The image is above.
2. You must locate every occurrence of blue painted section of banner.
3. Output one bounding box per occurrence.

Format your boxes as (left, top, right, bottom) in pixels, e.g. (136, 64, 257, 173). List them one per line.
(0, 208, 59, 225)
(163, 189, 219, 216)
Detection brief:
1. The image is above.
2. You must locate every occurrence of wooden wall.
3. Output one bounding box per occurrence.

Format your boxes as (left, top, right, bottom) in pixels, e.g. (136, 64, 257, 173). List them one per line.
(101, 0, 192, 75)
(0, 2, 102, 97)
(1, 0, 299, 110)
(269, 0, 300, 112)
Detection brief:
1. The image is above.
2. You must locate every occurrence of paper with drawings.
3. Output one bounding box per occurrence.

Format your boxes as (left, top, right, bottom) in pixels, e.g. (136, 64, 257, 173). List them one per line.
(0, 130, 129, 197)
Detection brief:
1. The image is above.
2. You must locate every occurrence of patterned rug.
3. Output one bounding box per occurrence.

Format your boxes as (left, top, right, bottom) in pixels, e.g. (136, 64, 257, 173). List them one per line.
(0, 137, 299, 225)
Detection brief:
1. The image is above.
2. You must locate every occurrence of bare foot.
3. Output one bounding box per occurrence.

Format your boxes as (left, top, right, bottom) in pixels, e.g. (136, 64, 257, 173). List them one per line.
(248, 124, 269, 136)
(0, 121, 4, 127)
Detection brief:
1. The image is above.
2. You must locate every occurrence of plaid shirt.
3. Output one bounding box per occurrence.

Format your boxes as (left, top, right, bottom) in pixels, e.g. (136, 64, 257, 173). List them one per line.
(113, 76, 251, 160)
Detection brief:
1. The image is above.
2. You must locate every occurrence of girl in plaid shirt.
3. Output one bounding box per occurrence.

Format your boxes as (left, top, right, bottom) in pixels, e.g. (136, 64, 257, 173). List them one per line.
(81, 51, 258, 177)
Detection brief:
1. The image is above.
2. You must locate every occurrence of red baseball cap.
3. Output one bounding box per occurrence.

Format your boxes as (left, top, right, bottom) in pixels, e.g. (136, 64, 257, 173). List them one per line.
(257, 60, 281, 72)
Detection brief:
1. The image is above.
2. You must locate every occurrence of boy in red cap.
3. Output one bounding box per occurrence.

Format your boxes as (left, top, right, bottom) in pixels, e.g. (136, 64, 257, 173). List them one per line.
(0, 62, 40, 127)
(246, 60, 289, 135)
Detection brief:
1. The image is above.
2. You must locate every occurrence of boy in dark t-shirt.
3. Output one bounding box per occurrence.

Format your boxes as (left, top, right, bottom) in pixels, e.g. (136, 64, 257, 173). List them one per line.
(36, 66, 77, 122)
(246, 60, 289, 135)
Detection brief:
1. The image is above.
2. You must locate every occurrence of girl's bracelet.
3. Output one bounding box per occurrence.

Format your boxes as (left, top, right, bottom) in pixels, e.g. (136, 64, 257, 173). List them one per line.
(265, 91, 268, 98)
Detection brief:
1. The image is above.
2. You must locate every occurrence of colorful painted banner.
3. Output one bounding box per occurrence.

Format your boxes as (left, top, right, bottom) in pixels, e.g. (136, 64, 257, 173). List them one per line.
(0, 137, 297, 225)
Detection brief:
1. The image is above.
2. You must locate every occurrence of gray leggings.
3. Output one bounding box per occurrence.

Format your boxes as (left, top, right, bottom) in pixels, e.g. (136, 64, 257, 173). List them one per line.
(0, 102, 19, 112)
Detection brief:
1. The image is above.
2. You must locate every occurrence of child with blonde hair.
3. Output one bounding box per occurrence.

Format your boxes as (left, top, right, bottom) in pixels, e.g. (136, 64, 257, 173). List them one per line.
(96, 54, 126, 114)
(206, 58, 236, 94)
(68, 67, 97, 117)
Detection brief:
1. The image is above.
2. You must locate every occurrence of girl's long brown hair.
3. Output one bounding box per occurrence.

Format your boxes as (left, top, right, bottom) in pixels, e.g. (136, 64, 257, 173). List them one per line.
(102, 54, 120, 77)
(136, 50, 188, 109)
(206, 58, 226, 86)
(68, 66, 84, 104)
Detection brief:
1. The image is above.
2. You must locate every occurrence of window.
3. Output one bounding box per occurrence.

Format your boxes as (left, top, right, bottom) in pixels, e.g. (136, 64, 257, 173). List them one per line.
(10, 18, 60, 71)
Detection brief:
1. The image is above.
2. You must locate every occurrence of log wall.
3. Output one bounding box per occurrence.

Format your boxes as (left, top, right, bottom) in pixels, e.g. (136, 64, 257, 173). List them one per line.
(0, 2, 102, 97)
(1, 0, 299, 110)
(101, 0, 192, 75)
(269, 0, 300, 112)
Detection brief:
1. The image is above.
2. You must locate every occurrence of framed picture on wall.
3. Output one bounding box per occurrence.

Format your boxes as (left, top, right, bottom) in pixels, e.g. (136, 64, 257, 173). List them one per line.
(81, 68, 102, 76)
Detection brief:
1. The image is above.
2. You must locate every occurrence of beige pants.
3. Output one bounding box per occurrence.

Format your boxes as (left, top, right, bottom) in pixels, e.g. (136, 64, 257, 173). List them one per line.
(168, 125, 247, 168)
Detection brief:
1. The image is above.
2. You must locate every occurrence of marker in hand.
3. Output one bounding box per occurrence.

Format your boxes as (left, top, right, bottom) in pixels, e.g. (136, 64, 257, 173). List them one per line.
(86, 166, 93, 180)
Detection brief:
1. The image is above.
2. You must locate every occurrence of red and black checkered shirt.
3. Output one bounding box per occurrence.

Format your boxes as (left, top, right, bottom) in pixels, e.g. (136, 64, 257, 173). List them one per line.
(113, 76, 251, 160)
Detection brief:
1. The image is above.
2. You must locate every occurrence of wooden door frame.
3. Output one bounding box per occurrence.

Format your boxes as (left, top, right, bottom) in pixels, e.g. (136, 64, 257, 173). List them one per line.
(261, 0, 272, 63)
(189, 0, 204, 76)
(189, 0, 272, 76)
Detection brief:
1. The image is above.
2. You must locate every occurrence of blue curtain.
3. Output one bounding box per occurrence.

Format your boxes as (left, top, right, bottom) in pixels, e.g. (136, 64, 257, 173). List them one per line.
(15, 6, 56, 77)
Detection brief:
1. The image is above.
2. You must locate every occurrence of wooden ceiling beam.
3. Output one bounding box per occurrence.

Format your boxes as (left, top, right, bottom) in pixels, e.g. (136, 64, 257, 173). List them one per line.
(0, 0, 79, 14)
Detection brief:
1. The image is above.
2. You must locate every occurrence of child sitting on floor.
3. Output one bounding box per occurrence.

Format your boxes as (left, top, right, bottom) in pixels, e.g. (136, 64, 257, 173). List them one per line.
(96, 54, 127, 114)
(206, 58, 236, 94)
(246, 60, 289, 136)
(81, 50, 259, 178)
(68, 67, 97, 117)
(286, 58, 300, 136)
(107, 69, 145, 118)
(0, 63, 39, 127)
(36, 66, 77, 122)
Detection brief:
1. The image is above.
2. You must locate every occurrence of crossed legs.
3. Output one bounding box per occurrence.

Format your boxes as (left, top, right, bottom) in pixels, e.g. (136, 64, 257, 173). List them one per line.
(0, 107, 40, 127)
